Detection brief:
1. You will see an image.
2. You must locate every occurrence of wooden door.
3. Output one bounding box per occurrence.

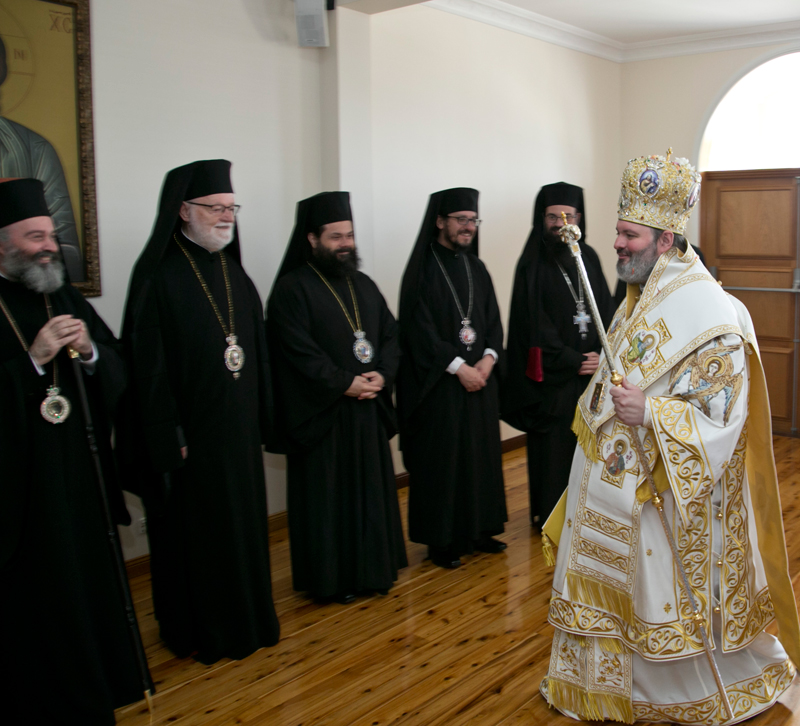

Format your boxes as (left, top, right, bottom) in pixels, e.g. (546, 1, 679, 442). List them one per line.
(700, 169, 800, 436)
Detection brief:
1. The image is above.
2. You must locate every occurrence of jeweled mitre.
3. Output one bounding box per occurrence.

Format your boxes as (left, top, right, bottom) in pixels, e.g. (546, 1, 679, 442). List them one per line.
(617, 151, 701, 235)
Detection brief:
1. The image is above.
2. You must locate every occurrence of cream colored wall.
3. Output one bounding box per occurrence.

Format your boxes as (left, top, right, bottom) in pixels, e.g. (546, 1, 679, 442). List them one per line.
(369, 4, 623, 320)
(619, 41, 800, 244)
(88, 0, 324, 558)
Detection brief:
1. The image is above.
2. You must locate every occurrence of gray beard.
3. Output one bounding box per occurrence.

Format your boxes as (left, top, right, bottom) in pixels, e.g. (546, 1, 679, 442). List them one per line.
(183, 222, 234, 253)
(3, 247, 65, 293)
(616, 241, 660, 285)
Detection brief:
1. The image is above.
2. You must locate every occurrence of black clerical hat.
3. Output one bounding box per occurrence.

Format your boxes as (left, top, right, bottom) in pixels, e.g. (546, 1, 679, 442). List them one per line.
(0, 178, 51, 229)
(537, 182, 583, 212)
(184, 159, 234, 200)
(438, 187, 479, 217)
(270, 191, 354, 290)
(307, 191, 352, 232)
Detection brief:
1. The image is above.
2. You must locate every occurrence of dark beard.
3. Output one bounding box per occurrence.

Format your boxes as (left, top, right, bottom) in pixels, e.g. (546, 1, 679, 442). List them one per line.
(444, 227, 475, 251)
(312, 245, 361, 278)
(542, 229, 572, 262)
(3, 247, 65, 293)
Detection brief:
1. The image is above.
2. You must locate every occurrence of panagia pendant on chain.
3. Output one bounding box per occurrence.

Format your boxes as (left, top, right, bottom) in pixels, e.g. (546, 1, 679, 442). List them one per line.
(353, 330, 374, 364)
(459, 319, 477, 351)
(225, 335, 245, 379)
(41, 385, 71, 423)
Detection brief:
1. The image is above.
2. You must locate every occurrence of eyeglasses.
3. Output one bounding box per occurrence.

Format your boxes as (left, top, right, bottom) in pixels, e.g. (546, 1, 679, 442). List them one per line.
(544, 213, 578, 223)
(446, 215, 482, 227)
(186, 201, 241, 216)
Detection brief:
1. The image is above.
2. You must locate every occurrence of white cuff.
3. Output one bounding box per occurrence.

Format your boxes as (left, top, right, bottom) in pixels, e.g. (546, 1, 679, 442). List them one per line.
(642, 399, 653, 429)
(30, 343, 99, 376)
(447, 356, 465, 374)
(29, 353, 45, 376)
(483, 348, 498, 362)
(78, 342, 99, 375)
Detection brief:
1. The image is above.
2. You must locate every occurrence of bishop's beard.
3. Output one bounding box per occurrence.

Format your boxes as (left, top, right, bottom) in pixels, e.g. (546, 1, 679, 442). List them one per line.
(312, 245, 361, 278)
(542, 229, 573, 262)
(616, 240, 660, 285)
(3, 247, 65, 293)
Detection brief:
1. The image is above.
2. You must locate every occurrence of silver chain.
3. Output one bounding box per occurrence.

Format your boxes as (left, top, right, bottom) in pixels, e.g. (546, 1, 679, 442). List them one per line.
(430, 244, 473, 322)
(555, 259, 583, 306)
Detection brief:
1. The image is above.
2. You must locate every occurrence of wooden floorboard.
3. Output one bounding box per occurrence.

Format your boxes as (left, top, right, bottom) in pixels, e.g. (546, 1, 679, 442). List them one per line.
(114, 438, 800, 726)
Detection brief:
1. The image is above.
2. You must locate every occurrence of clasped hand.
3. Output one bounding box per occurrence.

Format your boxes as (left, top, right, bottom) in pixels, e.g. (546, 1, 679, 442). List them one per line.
(579, 351, 599, 376)
(456, 354, 495, 392)
(346, 370, 385, 400)
(29, 314, 92, 366)
(609, 377, 646, 426)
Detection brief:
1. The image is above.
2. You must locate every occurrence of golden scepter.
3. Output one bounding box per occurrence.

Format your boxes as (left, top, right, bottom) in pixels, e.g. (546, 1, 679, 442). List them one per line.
(557, 213, 735, 722)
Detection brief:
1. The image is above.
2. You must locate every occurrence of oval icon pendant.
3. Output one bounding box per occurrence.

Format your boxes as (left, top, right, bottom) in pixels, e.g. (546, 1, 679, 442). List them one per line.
(459, 324, 477, 351)
(41, 386, 71, 424)
(225, 335, 245, 380)
(353, 331, 374, 364)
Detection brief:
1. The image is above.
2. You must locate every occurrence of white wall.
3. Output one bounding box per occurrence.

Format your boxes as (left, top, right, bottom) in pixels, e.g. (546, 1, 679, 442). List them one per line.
(87, 0, 323, 557)
(369, 5, 623, 318)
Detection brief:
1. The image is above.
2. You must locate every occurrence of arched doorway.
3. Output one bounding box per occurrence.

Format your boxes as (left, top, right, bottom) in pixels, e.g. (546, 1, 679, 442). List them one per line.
(699, 52, 800, 435)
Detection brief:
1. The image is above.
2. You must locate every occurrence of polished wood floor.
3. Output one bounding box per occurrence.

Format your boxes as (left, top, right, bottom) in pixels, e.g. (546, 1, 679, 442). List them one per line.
(116, 438, 800, 726)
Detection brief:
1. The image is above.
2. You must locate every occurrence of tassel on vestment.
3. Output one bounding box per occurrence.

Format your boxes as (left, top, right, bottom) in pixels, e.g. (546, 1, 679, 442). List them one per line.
(546, 677, 634, 724)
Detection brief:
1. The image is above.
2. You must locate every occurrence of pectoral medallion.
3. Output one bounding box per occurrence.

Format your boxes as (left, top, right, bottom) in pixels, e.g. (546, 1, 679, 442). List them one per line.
(459, 319, 477, 351)
(41, 386, 71, 424)
(225, 335, 245, 379)
(353, 330, 375, 364)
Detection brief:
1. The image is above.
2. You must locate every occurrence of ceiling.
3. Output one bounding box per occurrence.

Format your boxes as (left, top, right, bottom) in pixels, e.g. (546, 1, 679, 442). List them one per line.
(418, 0, 800, 61)
(498, 0, 800, 45)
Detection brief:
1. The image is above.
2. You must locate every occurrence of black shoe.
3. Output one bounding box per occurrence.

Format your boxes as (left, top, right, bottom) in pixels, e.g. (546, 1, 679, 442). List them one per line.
(428, 546, 461, 569)
(333, 592, 357, 604)
(374, 588, 389, 596)
(474, 536, 507, 554)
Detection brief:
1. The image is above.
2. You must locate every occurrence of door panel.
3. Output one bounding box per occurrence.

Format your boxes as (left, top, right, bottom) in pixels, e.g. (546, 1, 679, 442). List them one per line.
(701, 168, 800, 436)
(726, 290, 794, 340)
(718, 187, 795, 258)
(759, 346, 794, 427)
(720, 268, 792, 288)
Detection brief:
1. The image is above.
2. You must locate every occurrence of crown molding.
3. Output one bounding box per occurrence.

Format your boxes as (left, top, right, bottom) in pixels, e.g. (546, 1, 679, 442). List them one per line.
(425, 0, 624, 61)
(424, 0, 800, 63)
(622, 20, 800, 61)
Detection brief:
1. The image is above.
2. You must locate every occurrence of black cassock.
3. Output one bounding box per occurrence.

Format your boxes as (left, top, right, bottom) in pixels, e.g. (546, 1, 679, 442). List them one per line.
(267, 266, 407, 597)
(398, 244, 507, 549)
(119, 233, 279, 663)
(504, 245, 613, 525)
(0, 277, 142, 725)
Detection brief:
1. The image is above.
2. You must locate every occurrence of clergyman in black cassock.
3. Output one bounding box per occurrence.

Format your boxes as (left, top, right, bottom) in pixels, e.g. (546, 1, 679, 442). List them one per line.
(266, 192, 407, 602)
(117, 160, 279, 663)
(397, 188, 507, 569)
(0, 178, 146, 725)
(503, 182, 613, 526)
